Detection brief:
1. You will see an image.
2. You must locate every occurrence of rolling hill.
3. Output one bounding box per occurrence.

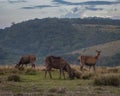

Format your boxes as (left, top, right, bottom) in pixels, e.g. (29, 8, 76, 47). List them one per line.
(65, 40, 120, 66)
(69, 40, 120, 57)
(0, 17, 120, 66)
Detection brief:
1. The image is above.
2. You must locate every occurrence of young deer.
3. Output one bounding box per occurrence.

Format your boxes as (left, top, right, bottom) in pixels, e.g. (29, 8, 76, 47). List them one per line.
(78, 50, 101, 71)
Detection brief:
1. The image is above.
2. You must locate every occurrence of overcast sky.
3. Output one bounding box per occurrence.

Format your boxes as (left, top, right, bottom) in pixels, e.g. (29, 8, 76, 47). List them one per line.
(0, 0, 120, 29)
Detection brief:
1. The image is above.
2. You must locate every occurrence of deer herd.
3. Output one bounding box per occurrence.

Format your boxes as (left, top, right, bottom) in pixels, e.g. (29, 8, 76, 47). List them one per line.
(15, 50, 101, 79)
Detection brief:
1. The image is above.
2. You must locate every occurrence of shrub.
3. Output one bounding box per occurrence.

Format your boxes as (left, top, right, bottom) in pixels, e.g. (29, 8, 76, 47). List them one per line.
(108, 68, 119, 73)
(18, 66, 24, 71)
(94, 74, 120, 87)
(25, 69, 37, 75)
(0, 70, 4, 75)
(48, 88, 58, 93)
(7, 74, 21, 82)
(73, 70, 82, 79)
(82, 72, 95, 80)
(48, 87, 66, 94)
(10, 68, 20, 74)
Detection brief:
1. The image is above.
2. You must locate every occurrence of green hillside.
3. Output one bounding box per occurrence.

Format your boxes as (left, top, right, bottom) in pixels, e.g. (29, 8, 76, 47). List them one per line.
(0, 18, 120, 66)
(66, 40, 120, 66)
(69, 40, 120, 56)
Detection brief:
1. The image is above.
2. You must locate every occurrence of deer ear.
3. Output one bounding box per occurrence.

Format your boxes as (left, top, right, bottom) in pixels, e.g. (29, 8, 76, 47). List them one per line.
(96, 50, 101, 52)
(96, 50, 98, 52)
(77, 57, 80, 60)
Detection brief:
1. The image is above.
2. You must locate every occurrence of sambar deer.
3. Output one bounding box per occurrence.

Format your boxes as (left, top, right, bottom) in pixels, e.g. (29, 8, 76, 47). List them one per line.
(44, 56, 75, 79)
(78, 50, 101, 71)
(15, 54, 36, 69)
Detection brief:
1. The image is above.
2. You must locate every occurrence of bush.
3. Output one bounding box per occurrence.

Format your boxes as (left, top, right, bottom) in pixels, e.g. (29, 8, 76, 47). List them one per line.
(108, 68, 119, 73)
(0, 70, 4, 75)
(82, 72, 95, 80)
(18, 66, 24, 71)
(7, 74, 21, 82)
(48, 87, 66, 94)
(25, 69, 37, 75)
(73, 70, 82, 79)
(10, 68, 20, 74)
(94, 74, 120, 87)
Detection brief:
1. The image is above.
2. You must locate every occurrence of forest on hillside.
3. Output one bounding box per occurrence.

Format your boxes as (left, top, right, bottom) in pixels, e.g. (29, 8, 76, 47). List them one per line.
(0, 17, 120, 66)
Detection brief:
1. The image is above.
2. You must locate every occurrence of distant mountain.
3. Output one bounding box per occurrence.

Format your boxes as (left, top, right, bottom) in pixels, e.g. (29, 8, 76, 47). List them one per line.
(0, 17, 120, 66)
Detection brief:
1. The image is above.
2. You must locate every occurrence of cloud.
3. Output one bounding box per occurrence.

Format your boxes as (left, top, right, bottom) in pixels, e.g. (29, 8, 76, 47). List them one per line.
(61, 5, 104, 18)
(85, 6, 103, 11)
(52, 0, 75, 5)
(81, 1, 120, 5)
(52, 0, 120, 6)
(61, 7, 86, 18)
(7, 0, 26, 3)
(22, 5, 57, 9)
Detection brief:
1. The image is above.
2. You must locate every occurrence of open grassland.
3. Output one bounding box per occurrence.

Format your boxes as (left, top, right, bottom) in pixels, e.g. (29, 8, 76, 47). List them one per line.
(0, 65, 120, 96)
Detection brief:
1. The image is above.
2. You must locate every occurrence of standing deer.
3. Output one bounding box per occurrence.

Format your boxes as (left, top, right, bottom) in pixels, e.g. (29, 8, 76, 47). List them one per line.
(78, 50, 101, 71)
(15, 54, 36, 69)
(44, 56, 75, 79)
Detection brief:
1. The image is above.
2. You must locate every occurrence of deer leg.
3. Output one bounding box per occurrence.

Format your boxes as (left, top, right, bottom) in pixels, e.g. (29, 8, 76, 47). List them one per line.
(93, 65, 96, 71)
(62, 70, 65, 79)
(33, 64, 35, 68)
(45, 67, 52, 79)
(59, 69, 62, 79)
(26, 64, 27, 68)
(45, 69, 47, 78)
(45, 70, 52, 79)
(63, 71, 65, 79)
(48, 67, 52, 79)
(32, 63, 35, 68)
(30, 63, 32, 68)
(18, 64, 21, 68)
(16, 64, 20, 69)
(89, 66, 91, 71)
(21, 64, 23, 68)
(80, 62, 84, 71)
(80, 65, 84, 71)
(31, 64, 33, 68)
(48, 71, 52, 79)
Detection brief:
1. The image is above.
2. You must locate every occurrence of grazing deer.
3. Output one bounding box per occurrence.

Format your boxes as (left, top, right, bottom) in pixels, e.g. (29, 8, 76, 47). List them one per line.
(44, 56, 75, 79)
(78, 50, 101, 71)
(15, 54, 36, 69)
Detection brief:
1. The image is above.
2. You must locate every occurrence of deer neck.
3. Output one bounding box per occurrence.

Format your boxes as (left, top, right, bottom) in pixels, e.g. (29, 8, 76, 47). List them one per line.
(95, 53, 100, 59)
(65, 64, 71, 74)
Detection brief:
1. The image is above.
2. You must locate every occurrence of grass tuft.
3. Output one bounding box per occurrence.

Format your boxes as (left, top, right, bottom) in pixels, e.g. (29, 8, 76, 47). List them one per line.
(25, 68, 37, 75)
(82, 72, 95, 80)
(94, 74, 120, 87)
(7, 74, 21, 82)
(48, 87, 66, 94)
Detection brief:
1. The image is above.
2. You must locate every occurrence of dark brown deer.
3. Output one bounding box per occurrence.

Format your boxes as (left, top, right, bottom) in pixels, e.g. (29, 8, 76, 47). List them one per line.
(44, 56, 75, 79)
(78, 50, 101, 71)
(15, 54, 36, 69)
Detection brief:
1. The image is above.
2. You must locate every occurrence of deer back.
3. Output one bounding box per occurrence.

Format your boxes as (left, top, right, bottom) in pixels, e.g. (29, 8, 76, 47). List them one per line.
(45, 56, 67, 69)
(19, 54, 36, 64)
(80, 56, 97, 65)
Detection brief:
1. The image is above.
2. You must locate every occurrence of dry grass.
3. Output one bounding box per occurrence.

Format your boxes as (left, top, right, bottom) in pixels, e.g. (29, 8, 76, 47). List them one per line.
(7, 74, 21, 82)
(94, 74, 120, 86)
(0, 65, 120, 96)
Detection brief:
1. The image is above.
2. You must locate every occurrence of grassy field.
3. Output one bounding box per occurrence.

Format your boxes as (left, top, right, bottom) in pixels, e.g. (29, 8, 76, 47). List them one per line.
(0, 65, 120, 96)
